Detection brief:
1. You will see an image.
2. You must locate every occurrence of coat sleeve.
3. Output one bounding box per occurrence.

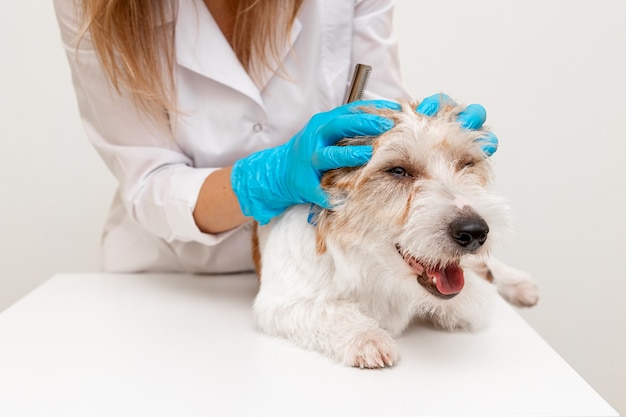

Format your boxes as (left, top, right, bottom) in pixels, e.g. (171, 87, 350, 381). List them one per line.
(351, 0, 412, 102)
(53, 0, 238, 246)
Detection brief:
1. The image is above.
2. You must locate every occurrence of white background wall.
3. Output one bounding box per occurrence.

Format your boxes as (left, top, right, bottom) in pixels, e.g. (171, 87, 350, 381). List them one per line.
(0, 0, 623, 414)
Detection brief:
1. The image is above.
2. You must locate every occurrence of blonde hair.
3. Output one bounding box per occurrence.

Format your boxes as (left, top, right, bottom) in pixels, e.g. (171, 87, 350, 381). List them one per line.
(79, 0, 303, 126)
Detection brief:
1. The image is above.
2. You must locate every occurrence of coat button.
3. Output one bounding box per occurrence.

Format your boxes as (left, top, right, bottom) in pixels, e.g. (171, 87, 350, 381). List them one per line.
(253, 123, 263, 132)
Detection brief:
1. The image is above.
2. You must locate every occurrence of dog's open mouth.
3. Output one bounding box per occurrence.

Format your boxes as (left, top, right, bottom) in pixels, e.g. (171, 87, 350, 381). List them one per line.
(396, 245, 464, 299)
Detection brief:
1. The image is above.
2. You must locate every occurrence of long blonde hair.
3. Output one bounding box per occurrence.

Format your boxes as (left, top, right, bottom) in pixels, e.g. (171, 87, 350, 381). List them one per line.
(79, 0, 303, 126)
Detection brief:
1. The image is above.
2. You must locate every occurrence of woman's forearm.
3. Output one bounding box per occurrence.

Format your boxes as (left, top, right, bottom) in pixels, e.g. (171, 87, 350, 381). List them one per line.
(193, 166, 250, 234)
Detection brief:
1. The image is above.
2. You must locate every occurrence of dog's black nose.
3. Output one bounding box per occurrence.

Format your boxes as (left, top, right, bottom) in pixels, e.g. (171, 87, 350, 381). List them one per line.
(449, 217, 489, 250)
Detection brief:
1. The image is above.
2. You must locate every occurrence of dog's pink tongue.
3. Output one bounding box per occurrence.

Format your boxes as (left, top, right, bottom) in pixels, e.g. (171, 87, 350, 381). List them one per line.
(430, 265, 465, 295)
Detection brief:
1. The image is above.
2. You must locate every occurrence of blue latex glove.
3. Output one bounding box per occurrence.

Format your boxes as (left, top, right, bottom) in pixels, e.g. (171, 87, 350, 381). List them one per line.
(231, 100, 401, 225)
(416, 94, 498, 156)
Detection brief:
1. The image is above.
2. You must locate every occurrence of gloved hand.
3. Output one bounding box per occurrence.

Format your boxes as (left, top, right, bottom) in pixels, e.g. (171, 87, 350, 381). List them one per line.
(416, 94, 498, 156)
(231, 100, 401, 225)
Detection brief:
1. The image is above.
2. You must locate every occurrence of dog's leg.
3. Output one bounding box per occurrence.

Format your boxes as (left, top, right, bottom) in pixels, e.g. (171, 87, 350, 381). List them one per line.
(255, 206, 399, 368)
(487, 257, 539, 307)
(465, 257, 539, 307)
(255, 295, 399, 368)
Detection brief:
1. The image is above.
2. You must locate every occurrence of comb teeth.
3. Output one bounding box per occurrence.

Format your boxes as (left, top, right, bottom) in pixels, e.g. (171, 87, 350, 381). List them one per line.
(343, 64, 372, 104)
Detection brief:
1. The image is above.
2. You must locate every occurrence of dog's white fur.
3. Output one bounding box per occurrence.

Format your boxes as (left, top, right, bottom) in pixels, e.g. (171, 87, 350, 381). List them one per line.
(253, 102, 539, 368)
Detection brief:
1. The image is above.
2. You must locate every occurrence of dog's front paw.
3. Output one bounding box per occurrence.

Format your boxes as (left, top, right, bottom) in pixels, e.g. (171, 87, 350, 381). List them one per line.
(499, 277, 539, 307)
(493, 267, 539, 307)
(487, 258, 539, 308)
(341, 328, 399, 369)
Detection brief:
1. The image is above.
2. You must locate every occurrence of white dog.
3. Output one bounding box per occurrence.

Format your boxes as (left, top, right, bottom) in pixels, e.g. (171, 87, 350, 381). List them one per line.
(253, 101, 538, 368)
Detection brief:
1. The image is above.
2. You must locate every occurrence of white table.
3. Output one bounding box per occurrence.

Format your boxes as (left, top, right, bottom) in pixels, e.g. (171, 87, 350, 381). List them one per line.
(0, 273, 617, 417)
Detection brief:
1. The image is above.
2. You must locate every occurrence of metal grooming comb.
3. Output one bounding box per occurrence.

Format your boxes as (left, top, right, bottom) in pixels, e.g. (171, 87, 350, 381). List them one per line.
(343, 64, 372, 104)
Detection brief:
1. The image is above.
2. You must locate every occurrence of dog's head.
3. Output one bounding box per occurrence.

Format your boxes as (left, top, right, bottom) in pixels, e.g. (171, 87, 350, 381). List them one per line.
(315, 101, 510, 299)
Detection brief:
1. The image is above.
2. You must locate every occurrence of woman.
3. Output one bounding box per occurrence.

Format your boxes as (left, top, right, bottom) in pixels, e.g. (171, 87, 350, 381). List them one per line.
(53, 0, 494, 273)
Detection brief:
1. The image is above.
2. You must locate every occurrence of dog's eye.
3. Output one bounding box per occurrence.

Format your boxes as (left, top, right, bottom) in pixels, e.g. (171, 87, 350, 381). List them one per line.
(458, 159, 477, 171)
(388, 166, 410, 177)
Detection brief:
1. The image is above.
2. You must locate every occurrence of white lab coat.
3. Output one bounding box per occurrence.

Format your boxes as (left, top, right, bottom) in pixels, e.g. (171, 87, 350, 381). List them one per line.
(54, 0, 410, 273)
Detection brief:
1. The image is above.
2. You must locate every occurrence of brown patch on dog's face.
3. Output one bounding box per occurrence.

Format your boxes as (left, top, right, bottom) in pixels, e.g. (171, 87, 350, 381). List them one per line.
(316, 166, 362, 254)
(316, 135, 422, 252)
(452, 152, 491, 187)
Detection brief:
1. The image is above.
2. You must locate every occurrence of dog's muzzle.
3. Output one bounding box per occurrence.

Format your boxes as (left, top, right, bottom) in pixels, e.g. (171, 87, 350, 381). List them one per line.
(396, 211, 490, 300)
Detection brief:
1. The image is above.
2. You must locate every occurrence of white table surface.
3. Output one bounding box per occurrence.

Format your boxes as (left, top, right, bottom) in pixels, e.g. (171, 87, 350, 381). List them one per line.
(0, 273, 617, 417)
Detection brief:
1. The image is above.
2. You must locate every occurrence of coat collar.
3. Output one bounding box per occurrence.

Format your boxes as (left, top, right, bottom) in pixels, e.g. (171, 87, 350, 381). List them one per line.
(175, 0, 302, 107)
